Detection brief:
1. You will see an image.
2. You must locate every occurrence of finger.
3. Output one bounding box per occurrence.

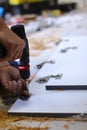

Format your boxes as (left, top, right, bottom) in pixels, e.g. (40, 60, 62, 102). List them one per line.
(20, 79, 29, 99)
(4, 41, 24, 61)
(20, 90, 29, 100)
(3, 82, 9, 91)
(22, 90, 29, 97)
(17, 80, 23, 95)
(8, 47, 22, 61)
(4, 47, 20, 61)
(12, 80, 18, 94)
(8, 81, 16, 94)
(9, 80, 23, 95)
(22, 79, 29, 91)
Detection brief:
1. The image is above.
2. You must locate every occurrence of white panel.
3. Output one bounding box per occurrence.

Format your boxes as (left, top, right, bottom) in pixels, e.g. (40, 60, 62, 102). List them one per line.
(8, 37, 87, 116)
(46, 37, 87, 86)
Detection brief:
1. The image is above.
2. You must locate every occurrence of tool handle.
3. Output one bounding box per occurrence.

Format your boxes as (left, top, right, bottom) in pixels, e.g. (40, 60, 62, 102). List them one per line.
(11, 24, 30, 79)
(11, 24, 29, 64)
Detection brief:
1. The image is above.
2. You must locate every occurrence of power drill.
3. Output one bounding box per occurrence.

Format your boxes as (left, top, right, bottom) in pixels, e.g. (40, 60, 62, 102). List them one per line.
(0, 24, 30, 100)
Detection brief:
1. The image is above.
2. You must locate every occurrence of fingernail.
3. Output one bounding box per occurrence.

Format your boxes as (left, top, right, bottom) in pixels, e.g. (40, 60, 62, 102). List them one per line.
(18, 80, 21, 83)
(18, 80, 22, 85)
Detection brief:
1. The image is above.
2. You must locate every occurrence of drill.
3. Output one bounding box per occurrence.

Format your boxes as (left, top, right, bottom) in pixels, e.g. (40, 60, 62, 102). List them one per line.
(0, 24, 30, 99)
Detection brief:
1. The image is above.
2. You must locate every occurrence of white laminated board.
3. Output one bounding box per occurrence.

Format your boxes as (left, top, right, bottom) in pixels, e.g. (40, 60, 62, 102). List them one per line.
(46, 37, 87, 90)
(8, 37, 87, 117)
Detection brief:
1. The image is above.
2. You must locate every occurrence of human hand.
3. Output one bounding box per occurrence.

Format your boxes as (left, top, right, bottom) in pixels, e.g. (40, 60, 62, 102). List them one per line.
(0, 17, 25, 61)
(0, 61, 29, 97)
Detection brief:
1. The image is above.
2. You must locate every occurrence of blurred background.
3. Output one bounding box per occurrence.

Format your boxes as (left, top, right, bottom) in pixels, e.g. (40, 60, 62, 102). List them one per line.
(0, 0, 87, 16)
(0, 0, 87, 28)
(0, 0, 82, 17)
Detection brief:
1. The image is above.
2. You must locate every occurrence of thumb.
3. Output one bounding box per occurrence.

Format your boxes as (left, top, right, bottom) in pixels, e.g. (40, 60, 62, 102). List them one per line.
(20, 79, 29, 100)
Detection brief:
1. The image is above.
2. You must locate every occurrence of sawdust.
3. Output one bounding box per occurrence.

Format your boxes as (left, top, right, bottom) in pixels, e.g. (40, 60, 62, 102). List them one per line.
(30, 51, 41, 57)
(29, 38, 50, 50)
(28, 34, 61, 57)
(0, 111, 49, 130)
(8, 126, 48, 130)
(63, 124, 69, 129)
(29, 36, 61, 50)
(28, 74, 35, 83)
(0, 110, 87, 130)
(63, 120, 74, 129)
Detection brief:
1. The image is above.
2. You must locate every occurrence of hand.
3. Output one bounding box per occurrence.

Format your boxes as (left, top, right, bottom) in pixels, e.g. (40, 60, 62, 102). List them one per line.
(0, 61, 29, 97)
(0, 17, 25, 61)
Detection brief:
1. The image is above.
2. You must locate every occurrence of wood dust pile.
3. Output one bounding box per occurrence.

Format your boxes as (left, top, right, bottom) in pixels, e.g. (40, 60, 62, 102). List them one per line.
(27, 34, 61, 57)
(0, 110, 86, 130)
(0, 110, 49, 130)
